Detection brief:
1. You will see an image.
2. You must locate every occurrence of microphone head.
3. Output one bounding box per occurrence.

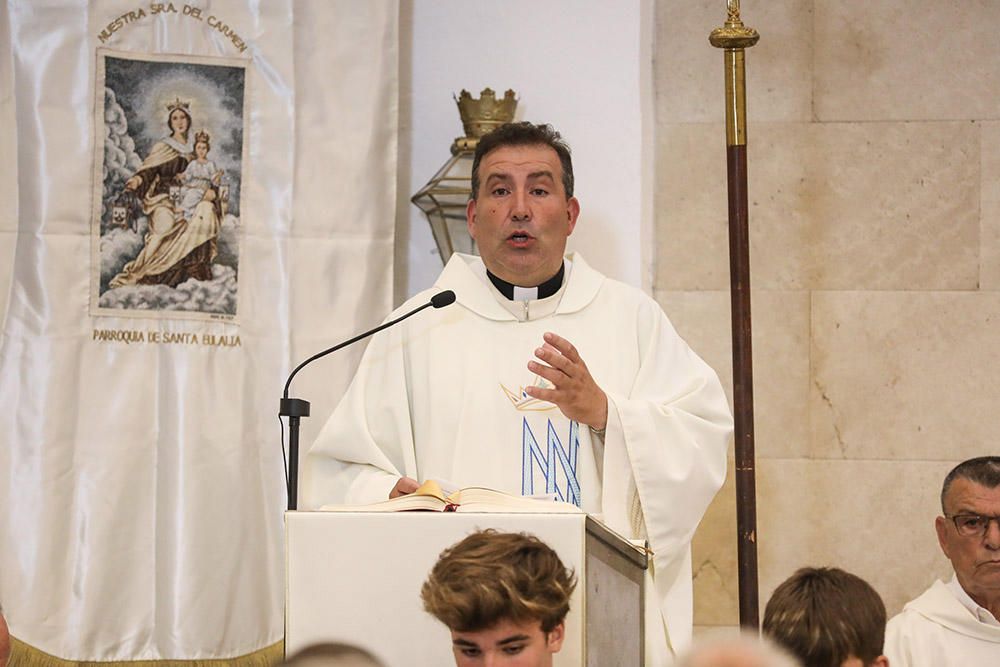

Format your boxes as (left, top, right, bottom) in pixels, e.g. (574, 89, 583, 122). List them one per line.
(431, 290, 456, 309)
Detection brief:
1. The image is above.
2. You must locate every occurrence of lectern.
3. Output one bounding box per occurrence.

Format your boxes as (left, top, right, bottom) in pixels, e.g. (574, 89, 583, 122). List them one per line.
(286, 511, 648, 666)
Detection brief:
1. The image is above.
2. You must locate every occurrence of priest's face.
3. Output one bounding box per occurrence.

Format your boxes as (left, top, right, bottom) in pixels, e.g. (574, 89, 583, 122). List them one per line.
(467, 144, 580, 287)
(936, 478, 1000, 602)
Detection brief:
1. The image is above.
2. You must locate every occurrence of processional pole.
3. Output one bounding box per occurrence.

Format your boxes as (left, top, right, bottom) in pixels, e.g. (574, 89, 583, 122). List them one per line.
(709, 0, 761, 629)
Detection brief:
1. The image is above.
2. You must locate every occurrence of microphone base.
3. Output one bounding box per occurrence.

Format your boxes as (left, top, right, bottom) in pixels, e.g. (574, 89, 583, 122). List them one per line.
(280, 397, 311, 510)
(280, 397, 311, 418)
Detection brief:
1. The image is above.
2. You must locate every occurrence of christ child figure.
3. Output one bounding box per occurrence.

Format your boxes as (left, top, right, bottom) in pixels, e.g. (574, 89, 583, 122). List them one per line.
(176, 130, 223, 221)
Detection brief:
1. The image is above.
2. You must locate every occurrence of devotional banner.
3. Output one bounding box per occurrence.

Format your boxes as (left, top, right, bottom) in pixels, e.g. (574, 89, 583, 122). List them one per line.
(0, 1, 399, 663)
(93, 51, 247, 321)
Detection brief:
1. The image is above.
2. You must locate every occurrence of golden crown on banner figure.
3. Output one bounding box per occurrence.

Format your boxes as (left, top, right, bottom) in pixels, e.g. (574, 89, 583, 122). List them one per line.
(166, 97, 191, 113)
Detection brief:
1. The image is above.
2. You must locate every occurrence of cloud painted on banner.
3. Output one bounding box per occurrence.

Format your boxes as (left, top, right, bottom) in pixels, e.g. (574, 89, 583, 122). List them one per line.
(101, 88, 144, 232)
(100, 224, 147, 288)
(99, 263, 238, 314)
(99, 215, 240, 312)
(103, 88, 142, 179)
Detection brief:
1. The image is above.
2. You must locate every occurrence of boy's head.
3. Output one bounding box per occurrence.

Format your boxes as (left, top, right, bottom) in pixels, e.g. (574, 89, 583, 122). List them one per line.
(282, 642, 385, 667)
(677, 634, 802, 667)
(421, 530, 577, 666)
(762, 567, 888, 667)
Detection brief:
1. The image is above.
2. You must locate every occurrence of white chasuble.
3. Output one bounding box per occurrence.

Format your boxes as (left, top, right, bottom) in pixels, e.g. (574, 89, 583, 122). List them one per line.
(305, 253, 734, 662)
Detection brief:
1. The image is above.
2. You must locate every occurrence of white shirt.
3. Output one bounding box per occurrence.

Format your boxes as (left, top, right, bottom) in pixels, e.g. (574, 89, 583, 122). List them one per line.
(946, 574, 1000, 627)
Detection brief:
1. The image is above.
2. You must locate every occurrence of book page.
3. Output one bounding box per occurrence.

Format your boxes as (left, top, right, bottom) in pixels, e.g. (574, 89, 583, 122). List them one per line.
(452, 487, 583, 513)
(319, 479, 449, 512)
(318, 483, 581, 513)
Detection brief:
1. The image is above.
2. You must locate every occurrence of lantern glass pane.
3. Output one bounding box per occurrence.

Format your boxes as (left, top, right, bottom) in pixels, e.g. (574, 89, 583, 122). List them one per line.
(411, 151, 476, 264)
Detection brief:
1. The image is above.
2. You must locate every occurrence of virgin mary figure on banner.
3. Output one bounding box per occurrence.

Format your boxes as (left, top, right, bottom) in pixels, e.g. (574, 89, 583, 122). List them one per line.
(109, 100, 221, 289)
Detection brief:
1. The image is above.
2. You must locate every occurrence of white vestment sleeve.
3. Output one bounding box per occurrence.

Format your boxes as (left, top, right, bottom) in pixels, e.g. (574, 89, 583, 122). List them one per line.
(303, 324, 417, 507)
(599, 299, 732, 657)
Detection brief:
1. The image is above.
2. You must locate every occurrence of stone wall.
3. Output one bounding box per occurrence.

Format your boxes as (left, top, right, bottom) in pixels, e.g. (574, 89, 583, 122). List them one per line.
(653, 0, 995, 635)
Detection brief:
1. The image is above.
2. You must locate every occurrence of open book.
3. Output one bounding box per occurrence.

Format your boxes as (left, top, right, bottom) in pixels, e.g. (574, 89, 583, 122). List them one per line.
(319, 480, 583, 514)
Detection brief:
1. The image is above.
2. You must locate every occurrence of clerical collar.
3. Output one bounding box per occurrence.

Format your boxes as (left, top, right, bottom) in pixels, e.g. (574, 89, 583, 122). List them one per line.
(487, 263, 565, 301)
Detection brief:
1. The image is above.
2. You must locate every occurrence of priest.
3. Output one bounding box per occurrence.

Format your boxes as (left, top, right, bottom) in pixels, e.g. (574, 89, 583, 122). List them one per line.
(304, 122, 733, 664)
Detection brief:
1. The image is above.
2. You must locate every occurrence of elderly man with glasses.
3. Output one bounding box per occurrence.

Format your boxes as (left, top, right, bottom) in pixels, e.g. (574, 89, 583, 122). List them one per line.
(884, 456, 1000, 665)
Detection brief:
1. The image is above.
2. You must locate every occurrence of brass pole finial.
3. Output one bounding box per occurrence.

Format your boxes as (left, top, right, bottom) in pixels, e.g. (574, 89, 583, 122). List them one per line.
(709, 1, 759, 50)
(709, 2, 759, 147)
(727, 0, 740, 23)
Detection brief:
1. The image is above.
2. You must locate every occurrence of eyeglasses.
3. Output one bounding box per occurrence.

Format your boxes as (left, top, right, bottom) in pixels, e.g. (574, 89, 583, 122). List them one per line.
(946, 514, 1000, 538)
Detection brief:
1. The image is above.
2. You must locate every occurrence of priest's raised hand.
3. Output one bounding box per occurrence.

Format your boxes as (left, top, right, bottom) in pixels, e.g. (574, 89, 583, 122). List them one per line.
(524, 331, 608, 432)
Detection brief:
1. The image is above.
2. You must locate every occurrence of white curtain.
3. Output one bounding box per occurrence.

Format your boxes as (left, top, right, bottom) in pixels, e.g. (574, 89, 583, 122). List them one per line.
(0, 0, 398, 660)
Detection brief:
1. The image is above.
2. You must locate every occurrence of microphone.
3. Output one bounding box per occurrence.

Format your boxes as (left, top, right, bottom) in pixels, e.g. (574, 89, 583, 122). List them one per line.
(279, 290, 456, 510)
(282, 290, 456, 398)
(431, 289, 456, 309)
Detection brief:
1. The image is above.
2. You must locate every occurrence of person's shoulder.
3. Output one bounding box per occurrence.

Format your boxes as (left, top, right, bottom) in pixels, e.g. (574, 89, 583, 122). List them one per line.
(884, 610, 934, 667)
(387, 261, 472, 321)
(592, 275, 667, 326)
(891, 580, 943, 613)
(570, 254, 657, 308)
(388, 289, 441, 318)
(600, 275, 657, 305)
(884, 585, 946, 667)
(886, 599, 933, 632)
(886, 579, 974, 642)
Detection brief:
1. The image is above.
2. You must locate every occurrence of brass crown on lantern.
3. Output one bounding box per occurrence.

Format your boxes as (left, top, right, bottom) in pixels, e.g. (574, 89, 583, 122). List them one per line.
(451, 88, 518, 153)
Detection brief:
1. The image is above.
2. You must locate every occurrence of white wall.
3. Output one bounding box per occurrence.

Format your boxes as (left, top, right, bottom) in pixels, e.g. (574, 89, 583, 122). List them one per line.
(397, 0, 654, 301)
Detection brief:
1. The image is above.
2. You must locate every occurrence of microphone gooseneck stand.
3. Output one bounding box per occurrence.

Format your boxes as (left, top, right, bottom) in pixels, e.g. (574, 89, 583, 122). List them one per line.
(280, 290, 456, 510)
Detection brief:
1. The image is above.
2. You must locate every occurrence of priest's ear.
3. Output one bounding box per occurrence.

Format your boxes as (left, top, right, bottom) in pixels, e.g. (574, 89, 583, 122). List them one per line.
(466, 198, 478, 240)
(563, 196, 580, 236)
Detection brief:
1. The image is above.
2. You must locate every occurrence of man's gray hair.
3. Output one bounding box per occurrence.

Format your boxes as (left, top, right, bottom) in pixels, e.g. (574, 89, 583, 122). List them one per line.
(941, 456, 1000, 512)
(676, 633, 802, 667)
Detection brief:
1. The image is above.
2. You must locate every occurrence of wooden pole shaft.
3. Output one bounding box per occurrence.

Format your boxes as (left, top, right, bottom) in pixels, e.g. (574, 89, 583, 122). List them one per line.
(711, 5, 760, 630)
(727, 142, 759, 629)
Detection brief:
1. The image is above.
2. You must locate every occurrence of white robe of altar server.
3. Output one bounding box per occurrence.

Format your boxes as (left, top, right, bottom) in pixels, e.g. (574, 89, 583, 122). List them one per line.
(305, 253, 733, 662)
(884, 578, 1000, 667)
